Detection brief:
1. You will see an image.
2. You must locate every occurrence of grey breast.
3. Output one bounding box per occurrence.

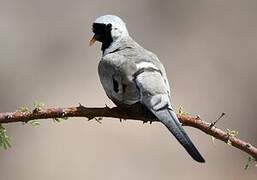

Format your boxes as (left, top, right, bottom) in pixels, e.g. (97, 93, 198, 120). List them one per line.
(98, 46, 140, 105)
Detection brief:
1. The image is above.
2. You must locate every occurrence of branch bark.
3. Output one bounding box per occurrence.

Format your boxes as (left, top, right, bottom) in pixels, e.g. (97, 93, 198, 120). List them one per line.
(0, 104, 256, 160)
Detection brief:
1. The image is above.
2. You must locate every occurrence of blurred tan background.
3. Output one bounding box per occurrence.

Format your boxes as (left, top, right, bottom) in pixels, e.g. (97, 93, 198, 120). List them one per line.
(0, 0, 257, 179)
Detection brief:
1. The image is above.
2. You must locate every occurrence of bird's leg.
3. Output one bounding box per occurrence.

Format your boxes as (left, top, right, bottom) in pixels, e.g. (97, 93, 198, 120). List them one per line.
(128, 103, 155, 124)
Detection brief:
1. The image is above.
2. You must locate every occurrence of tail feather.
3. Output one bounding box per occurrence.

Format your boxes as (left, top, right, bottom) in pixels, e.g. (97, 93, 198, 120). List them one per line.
(150, 107, 205, 163)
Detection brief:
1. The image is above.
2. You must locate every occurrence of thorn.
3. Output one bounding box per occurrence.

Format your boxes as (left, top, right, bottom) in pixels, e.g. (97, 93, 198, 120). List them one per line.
(142, 119, 151, 124)
(245, 143, 251, 149)
(219, 112, 226, 119)
(94, 117, 102, 124)
(6, 114, 12, 119)
(195, 115, 201, 120)
(210, 112, 226, 128)
(120, 118, 127, 122)
(61, 110, 67, 117)
(105, 104, 111, 109)
(78, 102, 87, 108)
(87, 116, 102, 124)
(87, 116, 94, 121)
(209, 123, 215, 129)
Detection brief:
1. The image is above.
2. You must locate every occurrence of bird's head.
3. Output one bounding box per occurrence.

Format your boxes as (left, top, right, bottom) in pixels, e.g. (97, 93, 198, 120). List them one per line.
(90, 15, 129, 52)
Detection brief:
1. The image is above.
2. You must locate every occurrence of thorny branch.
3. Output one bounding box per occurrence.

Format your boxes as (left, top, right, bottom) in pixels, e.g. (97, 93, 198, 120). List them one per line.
(0, 104, 256, 161)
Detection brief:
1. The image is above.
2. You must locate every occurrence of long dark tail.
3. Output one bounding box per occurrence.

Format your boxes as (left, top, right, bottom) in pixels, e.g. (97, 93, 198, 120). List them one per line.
(150, 107, 205, 163)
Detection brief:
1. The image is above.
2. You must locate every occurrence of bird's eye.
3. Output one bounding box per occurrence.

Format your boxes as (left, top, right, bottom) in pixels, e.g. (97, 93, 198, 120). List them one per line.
(107, 23, 112, 29)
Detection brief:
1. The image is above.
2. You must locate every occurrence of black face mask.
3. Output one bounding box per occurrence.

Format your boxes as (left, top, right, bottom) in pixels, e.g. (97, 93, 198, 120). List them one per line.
(92, 23, 113, 52)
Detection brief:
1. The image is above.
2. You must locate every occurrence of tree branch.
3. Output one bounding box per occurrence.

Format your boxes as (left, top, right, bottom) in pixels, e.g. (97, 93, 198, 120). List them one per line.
(0, 104, 256, 160)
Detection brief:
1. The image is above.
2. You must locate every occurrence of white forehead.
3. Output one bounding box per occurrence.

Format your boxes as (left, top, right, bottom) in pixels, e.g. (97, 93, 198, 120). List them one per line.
(94, 15, 128, 34)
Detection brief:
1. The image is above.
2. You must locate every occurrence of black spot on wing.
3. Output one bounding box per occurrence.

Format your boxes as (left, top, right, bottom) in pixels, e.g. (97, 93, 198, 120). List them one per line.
(113, 78, 119, 93)
(122, 84, 127, 93)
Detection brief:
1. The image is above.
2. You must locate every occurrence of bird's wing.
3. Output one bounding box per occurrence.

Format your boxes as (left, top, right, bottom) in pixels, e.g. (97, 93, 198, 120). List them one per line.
(99, 52, 140, 105)
(134, 62, 205, 163)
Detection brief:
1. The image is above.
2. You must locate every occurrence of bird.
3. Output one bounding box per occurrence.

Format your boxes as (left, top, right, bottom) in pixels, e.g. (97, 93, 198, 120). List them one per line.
(90, 15, 205, 163)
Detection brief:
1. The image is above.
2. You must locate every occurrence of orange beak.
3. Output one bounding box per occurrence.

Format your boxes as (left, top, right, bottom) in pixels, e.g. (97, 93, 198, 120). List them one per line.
(89, 35, 97, 46)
